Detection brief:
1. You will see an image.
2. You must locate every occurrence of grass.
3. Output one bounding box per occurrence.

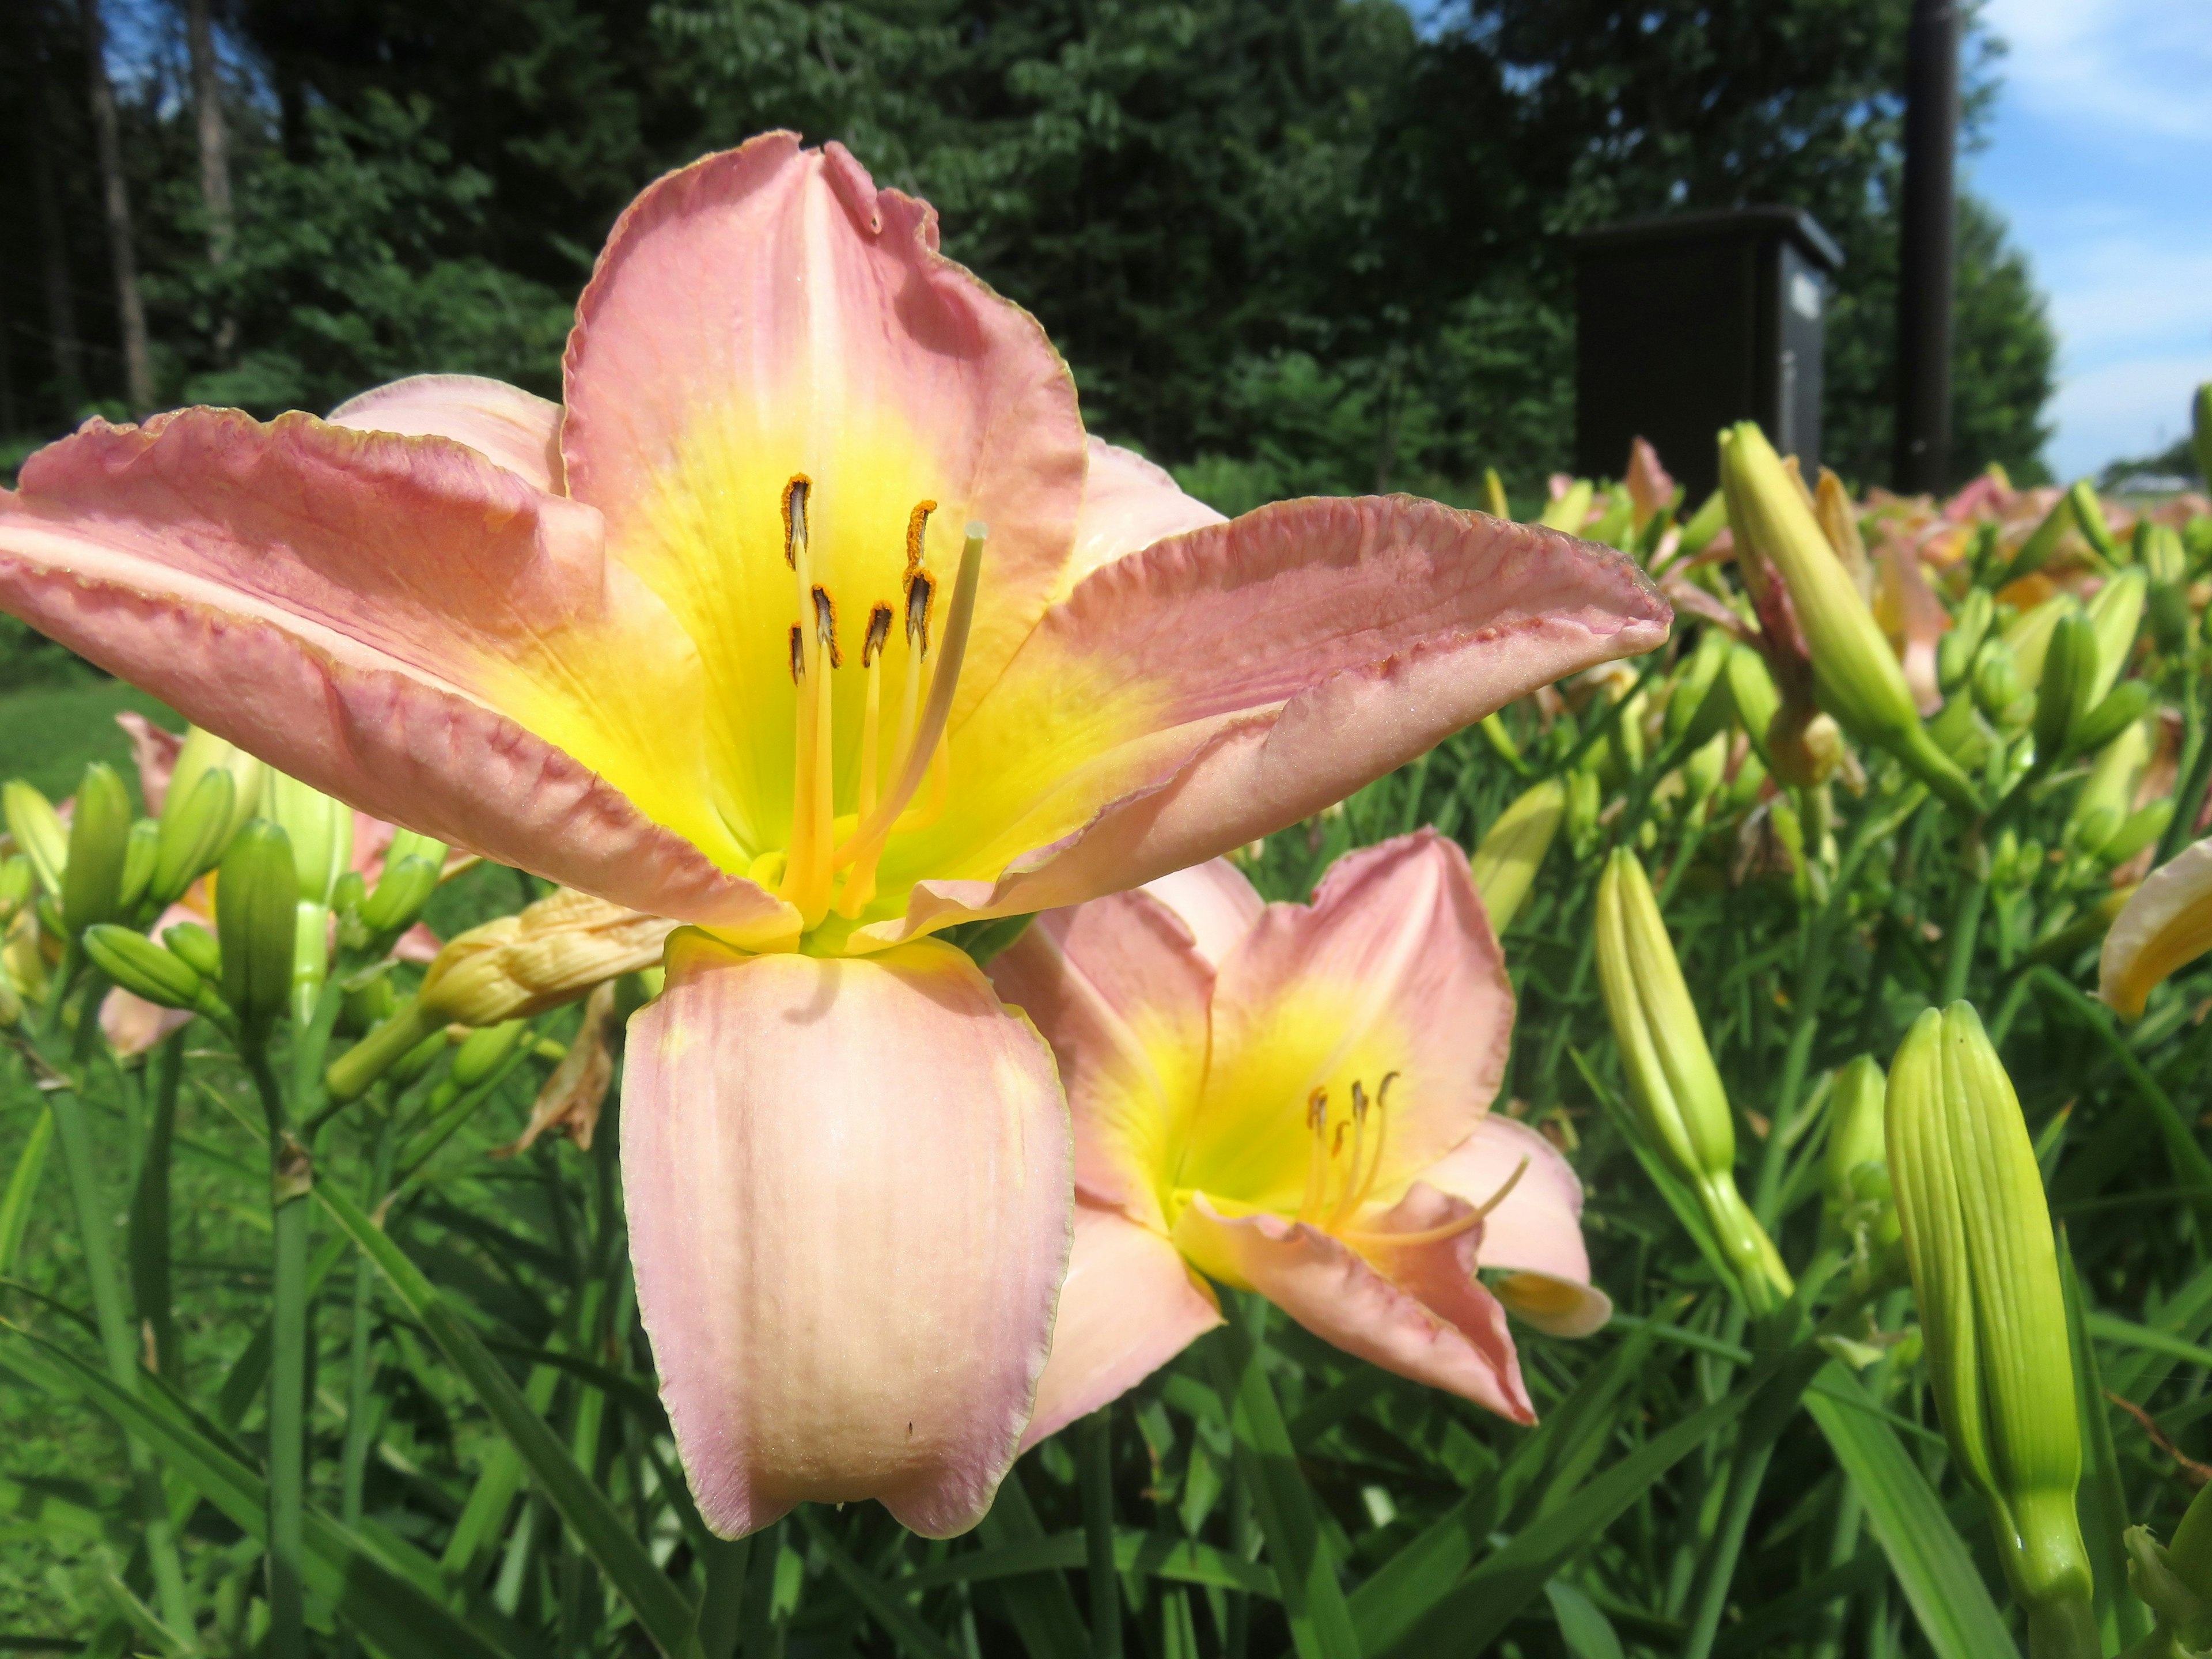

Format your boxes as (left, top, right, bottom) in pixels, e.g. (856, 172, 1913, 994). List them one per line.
(0, 678, 184, 805)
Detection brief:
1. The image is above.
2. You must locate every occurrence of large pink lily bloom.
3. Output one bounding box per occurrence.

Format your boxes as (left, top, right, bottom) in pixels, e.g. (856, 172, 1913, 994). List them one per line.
(989, 832, 1612, 1442)
(0, 132, 1663, 1535)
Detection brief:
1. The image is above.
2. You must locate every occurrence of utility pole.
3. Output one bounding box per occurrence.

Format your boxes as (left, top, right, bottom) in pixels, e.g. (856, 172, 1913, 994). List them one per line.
(1893, 0, 1959, 494)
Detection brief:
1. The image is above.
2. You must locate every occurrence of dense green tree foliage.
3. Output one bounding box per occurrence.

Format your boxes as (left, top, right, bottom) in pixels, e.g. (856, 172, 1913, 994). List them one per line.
(0, 0, 2056, 512)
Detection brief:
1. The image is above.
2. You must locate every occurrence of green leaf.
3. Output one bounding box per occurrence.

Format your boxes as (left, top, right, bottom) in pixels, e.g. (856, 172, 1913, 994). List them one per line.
(2062, 1236, 2150, 1646)
(0, 1106, 53, 1277)
(893, 1529, 1278, 1599)
(1199, 1304, 1361, 1659)
(313, 1179, 700, 1657)
(800, 1509, 964, 1659)
(1804, 1363, 2017, 1659)
(976, 1468, 1091, 1659)
(1544, 1581, 1626, 1659)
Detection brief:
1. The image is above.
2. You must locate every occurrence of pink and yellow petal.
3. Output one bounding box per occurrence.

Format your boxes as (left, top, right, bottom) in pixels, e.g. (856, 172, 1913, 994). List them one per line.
(1171, 1194, 1532, 1424)
(2101, 836, 2212, 1020)
(1421, 1116, 1612, 1339)
(328, 373, 566, 493)
(1054, 438, 1225, 603)
(1173, 832, 1513, 1217)
(988, 888, 1214, 1231)
(559, 134, 1085, 847)
(623, 931, 1071, 1539)
(1021, 1200, 1222, 1450)
(860, 498, 1668, 943)
(1141, 858, 1264, 969)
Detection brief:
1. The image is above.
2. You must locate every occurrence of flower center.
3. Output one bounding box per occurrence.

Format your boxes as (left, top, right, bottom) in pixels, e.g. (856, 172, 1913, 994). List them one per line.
(1283, 1071, 1529, 1247)
(771, 475, 986, 930)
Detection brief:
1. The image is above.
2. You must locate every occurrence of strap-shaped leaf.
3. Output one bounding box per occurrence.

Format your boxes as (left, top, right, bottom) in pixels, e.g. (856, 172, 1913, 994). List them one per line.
(1803, 1362, 2017, 1659)
(975, 1468, 1093, 1659)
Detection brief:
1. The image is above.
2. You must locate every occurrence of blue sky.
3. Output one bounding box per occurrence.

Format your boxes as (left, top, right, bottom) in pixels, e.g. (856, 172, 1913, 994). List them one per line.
(1975, 0, 2212, 478)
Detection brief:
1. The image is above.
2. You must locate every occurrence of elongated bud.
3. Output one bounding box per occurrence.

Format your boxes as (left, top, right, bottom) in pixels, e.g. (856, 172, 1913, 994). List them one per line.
(2065, 480, 2120, 565)
(2195, 382, 2212, 497)
(2033, 612, 2099, 761)
(1822, 1055, 1902, 1274)
(1939, 588, 1995, 692)
(264, 774, 354, 908)
(163, 922, 221, 981)
(361, 852, 441, 936)
(117, 819, 157, 912)
(1684, 729, 1729, 806)
(0, 855, 31, 925)
(2101, 800, 2171, 867)
(2141, 520, 2187, 585)
(1469, 779, 1565, 931)
(217, 821, 299, 1043)
(1482, 467, 1510, 521)
(3, 781, 68, 903)
(1666, 628, 1733, 747)
(1724, 644, 1782, 766)
(1973, 638, 2029, 725)
(1721, 425, 1980, 812)
(2065, 720, 2148, 860)
(0, 967, 18, 1028)
(62, 763, 132, 937)
(1886, 1004, 2095, 1643)
(163, 727, 263, 848)
(82, 923, 206, 1012)
(1564, 767, 1601, 854)
(1596, 847, 1793, 1312)
(2005, 595, 2076, 692)
(2070, 679, 2153, 759)
(1539, 478, 1592, 532)
(2084, 569, 2146, 706)
(148, 768, 236, 910)
(2124, 1480, 2212, 1650)
(420, 889, 674, 1027)
(451, 1019, 529, 1088)
(2003, 493, 2073, 584)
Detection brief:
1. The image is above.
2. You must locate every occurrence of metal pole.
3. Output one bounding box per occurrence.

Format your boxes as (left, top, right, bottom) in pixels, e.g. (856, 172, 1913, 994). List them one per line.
(1893, 0, 1959, 493)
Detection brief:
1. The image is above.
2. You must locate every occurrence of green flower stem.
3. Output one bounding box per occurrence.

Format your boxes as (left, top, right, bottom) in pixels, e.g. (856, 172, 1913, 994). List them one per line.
(339, 1105, 396, 1527)
(24, 997, 196, 1638)
(1938, 870, 1990, 1008)
(2157, 668, 2209, 865)
(247, 1047, 309, 1659)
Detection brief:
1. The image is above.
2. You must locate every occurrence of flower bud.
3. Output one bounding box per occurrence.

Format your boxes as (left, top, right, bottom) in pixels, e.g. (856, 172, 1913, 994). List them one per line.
(1767, 704, 1843, 788)
(1927, 692, 1991, 768)
(2084, 568, 2146, 706)
(451, 1018, 529, 1089)
(148, 767, 236, 910)
(1972, 638, 2029, 725)
(2100, 836, 2212, 1020)
(1725, 643, 1782, 766)
(217, 821, 299, 1043)
(0, 967, 18, 1029)
(1822, 1055, 1902, 1274)
(1596, 847, 1793, 1313)
(2005, 596, 2076, 691)
(2066, 479, 2120, 565)
(357, 855, 440, 944)
(2142, 520, 2188, 586)
(62, 763, 132, 938)
(2196, 382, 2212, 498)
(2003, 494, 2073, 584)
(0, 855, 31, 926)
(1539, 478, 1593, 532)
(263, 774, 354, 908)
(1677, 488, 1730, 556)
(82, 923, 206, 1012)
(2033, 612, 2099, 761)
(1939, 588, 1995, 692)
(1886, 1003, 2094, 1640)
(2069, 678, 2154, 759)
(2101, 800, 2171, 867)
(2067, 719, 2150, 849)
(1665, 628, 1733, 748)
(2124, 1481, 2212, 1650)
(1468, 779, 1564, 932)
(1721, 425, 1980, 812)
(162, 727, 262, 854)
(1565, 767, 1601, 855)
(1684, 729, 1729, 808)
(2149, 577, 2192, 657)
(117, 818, 158, 913)
(3, 781, 68, 903)
(163, 922, 221, 981)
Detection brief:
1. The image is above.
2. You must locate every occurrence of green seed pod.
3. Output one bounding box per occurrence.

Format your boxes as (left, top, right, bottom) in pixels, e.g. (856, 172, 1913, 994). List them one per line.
(2066, 479, 2120, 564)
(62, 763, 132, 938)
(3, 781, 68, 903)
(2084, 568, 2146, 705)
(82, 923, 205, 1012)
(1940, 588, 1995, 692)
(1596, 847, 1793, 1313)
(451, 1018, 529, 1089)
(217, 821, 299, 1044)
(162, 922, 222, 981)
(2033, 612, 2099, 761)
(1468, 778, 1565, 933)
(147, 767, 236, 911)
(117, 819, 158, 913)
(1887, 1003, 2096, 1649)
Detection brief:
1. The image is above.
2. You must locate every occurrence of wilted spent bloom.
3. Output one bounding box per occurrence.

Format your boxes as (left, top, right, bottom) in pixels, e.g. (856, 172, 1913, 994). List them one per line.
(1596, 848, 1793, 1313)
(2100, 836, 2212, 1021)
(1467, 779, 1565, 933)
(1718, 423, 1981, 814)
(1886, 1003, 2096, 1652)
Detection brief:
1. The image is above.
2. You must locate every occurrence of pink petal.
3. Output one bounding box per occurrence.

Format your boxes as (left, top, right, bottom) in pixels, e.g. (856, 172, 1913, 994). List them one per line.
(114, 711, 183, 814)
(0, 410, 790, 938)
(1060, 438, 1226, 597)
(1180, 831, 1514, 1214)
(1021, 1200, 1221, 1450)
(100, 987, 191, 1057)
(328, 374, 566, 493)
(988, 888, 1213, 1232)
(1140, 858, 1264, 969)
(1876, 530, 1947, 717)
(391, 921, 443, 965)
(1421, 1116, 1612, 1338)
(562, 132, 1085, 723)
(624, 931, 1071, 1539)
(1172, 1192, 1533, 1423)
(865, 499, 1668, 944)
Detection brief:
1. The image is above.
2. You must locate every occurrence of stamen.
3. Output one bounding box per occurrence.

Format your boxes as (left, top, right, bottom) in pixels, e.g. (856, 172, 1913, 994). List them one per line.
(858, 605, 893, 823)
(834, 522, 987, 879)
(787, 624, 804, 685)
(1296, 1089, 1331, 1224)
(861, 604, 893, 667)
(813, 586, 840, 668)
(1329, 1081, 1371, 1228)
(782, 476, 810, 569)
(779, 479, 834, 925)
(904, 501, 936, 573)
(1346, 1071, 1398, 1214)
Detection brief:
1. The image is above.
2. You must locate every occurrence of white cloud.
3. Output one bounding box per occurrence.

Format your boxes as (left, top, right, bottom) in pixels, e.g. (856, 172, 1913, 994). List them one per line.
(2040, 240, 2212, 368)
(2045, 351, 2212, 477)
(1985, 0, 2212, 143)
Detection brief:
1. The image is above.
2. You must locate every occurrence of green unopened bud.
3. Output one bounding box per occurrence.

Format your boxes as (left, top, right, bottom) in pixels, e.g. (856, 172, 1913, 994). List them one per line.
(451, 1018, 529, 1088)
(2071, 679, 2154, 758)
(1939, 588, 1995, 692)
(2066, 480, 2120, 565)
(2069, 721, 2151, 846)
(264, 774, 354, 907)
(117, 819, 157, 912)
(2148, 577, 2192, 656)
(2065, 805, 2121, 860)
(1564, 767, 1602, 855)
(217, 821, 298, 1044)
(2103, 800, 2171, 866)
(0, 855, 31, 925)
(1478, 711, 1523, 770)
(3, 782, 68, 903)
(2124, 1481, 2212, 1650)
(1721, 424, 1980, 812)
(2034, 612, 2100, 762)
(163, 728, 262, 850)
(2085, 569, 2146, 705)
(1596, 848, 1793, 1313)
(1684, 729, 1729, 807)
(1887, 1003, 2095, 1645)
(2004, 494, 2073, 584)
(2139, 521, 2187, 585)
(82, 923, 206, 1012)
(1973, 638, 2030, 724)
(1469, 779, 1565, 932)
(1927, 693, 1991, 767)
(1822, 1056, 1901, 1271)
(149, 768, 236, 910)
(1539, 478, 1593, 532)
(62, 763, 132, 937)
(1677, 488, 1729, 556)
(341, 967, 397, 1035)
(1724, 644, 1782, 767)
(359, 855, 440, 939)
(1666, 628, 1733, 747)
(0, 968, 18, 1029)
(163, 922, 221, 981)
(2006, 596, 2077, 691)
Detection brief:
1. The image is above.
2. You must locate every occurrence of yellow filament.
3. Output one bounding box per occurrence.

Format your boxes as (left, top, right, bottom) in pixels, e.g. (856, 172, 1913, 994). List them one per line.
(1329, 1082, 1370, 1229)
(779, 483, 835, 925)
(858, 643, 884, 825)
(1296, 1089, 1331, 1225)
(1346, 1072, 1398, 1216)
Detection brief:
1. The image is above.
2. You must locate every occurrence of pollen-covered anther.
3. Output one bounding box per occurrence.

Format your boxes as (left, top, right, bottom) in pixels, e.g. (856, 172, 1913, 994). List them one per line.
(787, 624, 805, 684)
(782, 475, 811, 569)
(813, 586, 841, 669)
(904, 569, 936, 657)
(904, 500, 937, 573)
(862, 604, 894, 669)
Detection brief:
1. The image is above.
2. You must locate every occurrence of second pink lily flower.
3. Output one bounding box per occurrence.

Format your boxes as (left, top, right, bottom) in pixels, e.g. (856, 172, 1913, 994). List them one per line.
(991, 831, 1611, 1440)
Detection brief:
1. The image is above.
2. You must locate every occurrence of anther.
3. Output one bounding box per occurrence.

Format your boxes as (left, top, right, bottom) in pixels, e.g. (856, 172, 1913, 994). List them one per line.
(787, 624, 805, 684)
(904, 570, 936, 656)
(812, 586, 840, 668)
(782, 476, 810, 569)
(904, 501, 936, 573)
(862, 604, 893, 668)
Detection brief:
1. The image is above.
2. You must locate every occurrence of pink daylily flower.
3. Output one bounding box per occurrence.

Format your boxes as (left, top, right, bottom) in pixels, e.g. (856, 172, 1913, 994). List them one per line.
(988, 832, 1612, 1444)
(0, 132, 1664, 1535)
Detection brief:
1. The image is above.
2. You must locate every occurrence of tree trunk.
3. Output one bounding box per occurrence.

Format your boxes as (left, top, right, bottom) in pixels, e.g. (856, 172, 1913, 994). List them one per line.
(185, 0, 237, 358)
(79, 0, 154, 413)
(26, 71, 88, 419)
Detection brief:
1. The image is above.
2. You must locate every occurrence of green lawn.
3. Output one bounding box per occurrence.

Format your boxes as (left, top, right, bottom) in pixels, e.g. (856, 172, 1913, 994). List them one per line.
(0, 680, 184, 804)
